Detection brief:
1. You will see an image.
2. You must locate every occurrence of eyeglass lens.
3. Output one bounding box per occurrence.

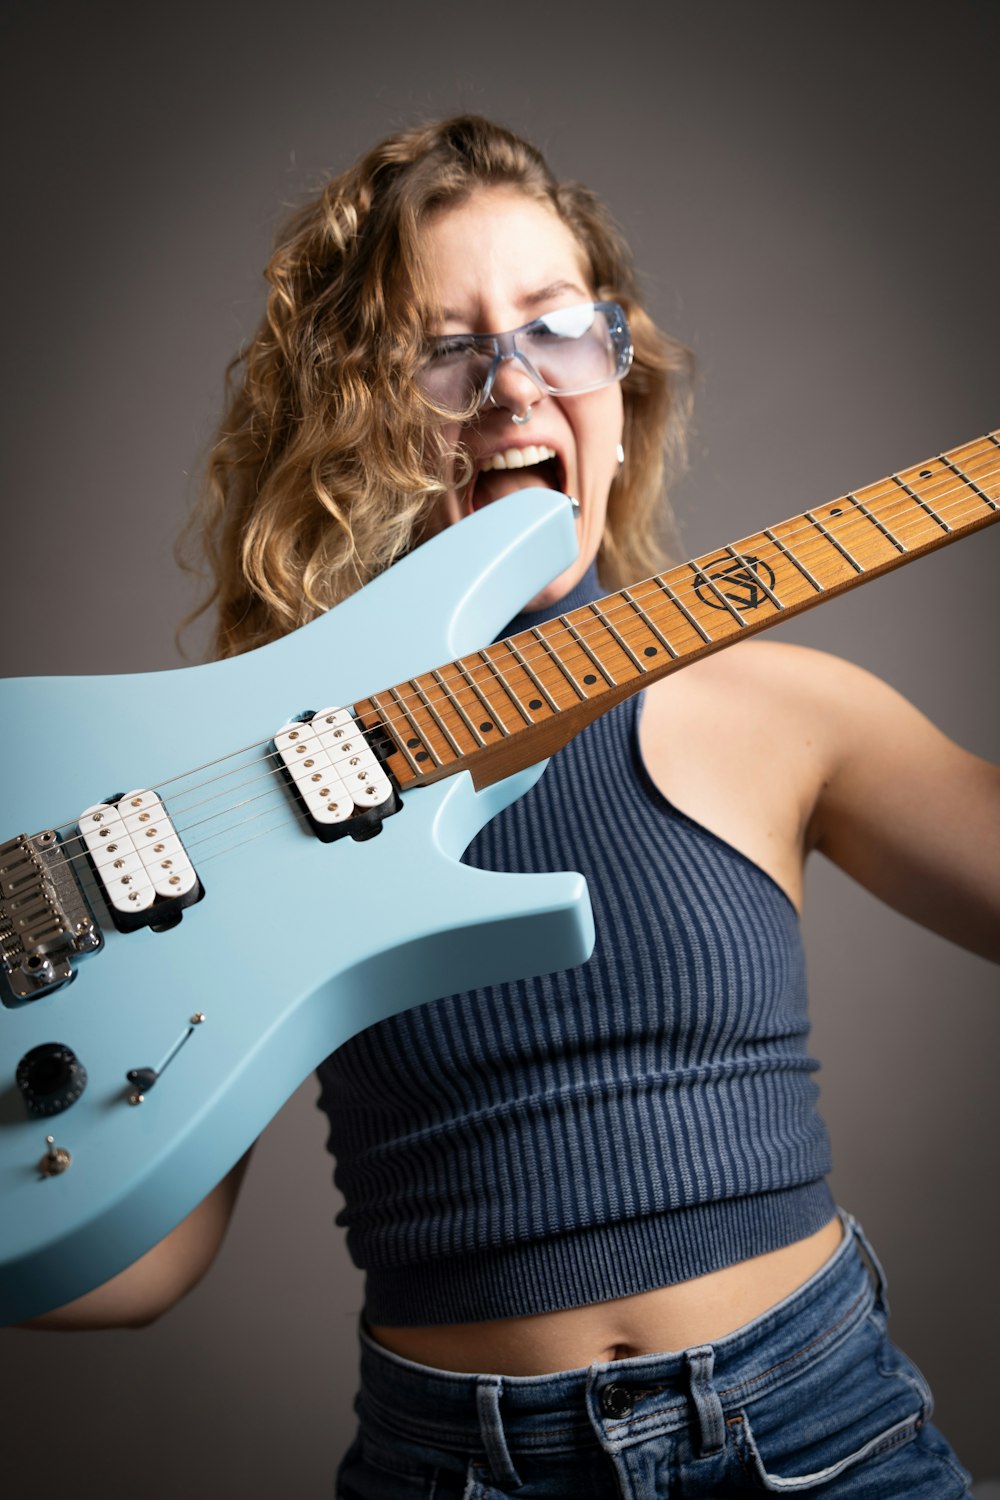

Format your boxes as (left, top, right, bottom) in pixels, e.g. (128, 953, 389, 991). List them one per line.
(420, 303, 625, 412)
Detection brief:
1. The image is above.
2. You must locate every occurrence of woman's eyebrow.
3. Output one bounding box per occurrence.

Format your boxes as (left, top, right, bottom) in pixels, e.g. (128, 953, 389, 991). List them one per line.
(521, 279, 588, 308)
(436, 281, 591, 330)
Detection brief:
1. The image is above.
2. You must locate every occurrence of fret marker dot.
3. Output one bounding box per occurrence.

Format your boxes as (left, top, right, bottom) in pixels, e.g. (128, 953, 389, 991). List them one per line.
(479, 721, 494, 733)
(919, 470, 932, 478)
(406, 737, 420, 748)
(529, 699, 543, 711)
(415, 751, 429, 762)
(583, 674, 597, 686)
(644, 646, 658, 657)
(830, 508, 843, 516)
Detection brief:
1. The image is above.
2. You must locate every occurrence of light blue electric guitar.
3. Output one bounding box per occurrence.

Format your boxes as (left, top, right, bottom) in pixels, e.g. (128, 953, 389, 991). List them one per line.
(1, 433, 997, 1324)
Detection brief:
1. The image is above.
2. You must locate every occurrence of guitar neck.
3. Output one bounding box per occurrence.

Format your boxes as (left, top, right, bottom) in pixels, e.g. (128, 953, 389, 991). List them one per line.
(357, 431, 1000, 792)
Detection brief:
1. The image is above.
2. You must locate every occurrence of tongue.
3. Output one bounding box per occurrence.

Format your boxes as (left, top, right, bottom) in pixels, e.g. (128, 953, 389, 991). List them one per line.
(472, 463, 557, 510)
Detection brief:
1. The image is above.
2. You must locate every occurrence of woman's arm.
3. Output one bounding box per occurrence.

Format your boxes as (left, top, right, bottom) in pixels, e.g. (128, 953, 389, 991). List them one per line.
(18, 1148, 254, 1331)
(806, 654, 1000, 963)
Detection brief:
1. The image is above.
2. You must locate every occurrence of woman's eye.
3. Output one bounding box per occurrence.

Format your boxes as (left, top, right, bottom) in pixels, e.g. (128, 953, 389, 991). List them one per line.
(428, 339, 478, 364)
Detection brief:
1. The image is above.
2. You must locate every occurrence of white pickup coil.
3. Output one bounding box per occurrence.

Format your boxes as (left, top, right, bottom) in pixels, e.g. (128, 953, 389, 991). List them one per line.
(79, 791, 197, 914)
(274, 707, 393, 826)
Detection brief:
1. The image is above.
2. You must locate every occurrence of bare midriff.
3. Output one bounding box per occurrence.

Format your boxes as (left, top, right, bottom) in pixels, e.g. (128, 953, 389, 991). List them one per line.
(369, 1214, 844, 1376)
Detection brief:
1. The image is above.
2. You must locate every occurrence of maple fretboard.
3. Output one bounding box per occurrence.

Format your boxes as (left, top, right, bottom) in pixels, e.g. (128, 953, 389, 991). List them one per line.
(356, 431, 999, 791)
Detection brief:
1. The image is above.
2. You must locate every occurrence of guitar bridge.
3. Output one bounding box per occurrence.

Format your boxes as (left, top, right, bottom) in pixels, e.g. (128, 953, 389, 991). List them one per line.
(274, 706, 400, 843)
(0, 831, 102, 1003)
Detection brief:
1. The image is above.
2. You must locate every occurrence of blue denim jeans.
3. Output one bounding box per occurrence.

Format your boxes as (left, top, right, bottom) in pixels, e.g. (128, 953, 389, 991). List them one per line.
(336, 1214, 972, 1497)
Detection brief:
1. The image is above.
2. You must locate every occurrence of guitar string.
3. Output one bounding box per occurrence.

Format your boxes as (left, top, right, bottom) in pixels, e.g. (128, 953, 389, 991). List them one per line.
(30, 452, 1000, 877)
(26, 451, 1000, 876)
(37, 485, 1000, 896)
(37, 444, 1000, 840)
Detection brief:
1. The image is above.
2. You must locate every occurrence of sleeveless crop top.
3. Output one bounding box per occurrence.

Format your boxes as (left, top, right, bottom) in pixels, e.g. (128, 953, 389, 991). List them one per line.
(316, 567, 834, 1325)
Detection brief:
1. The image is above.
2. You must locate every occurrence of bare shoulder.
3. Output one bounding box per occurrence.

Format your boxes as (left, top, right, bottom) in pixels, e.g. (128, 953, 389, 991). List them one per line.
(662, 635, 979, 796)
(645, 641, 999, 955)
(670, 636, 878, 692)
(652, 637, 890, 730)
(661, 637, 925, 722)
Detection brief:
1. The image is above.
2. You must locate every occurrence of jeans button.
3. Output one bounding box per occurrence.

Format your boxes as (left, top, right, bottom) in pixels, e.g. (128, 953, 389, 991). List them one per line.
(600, 1383, 633, 1419)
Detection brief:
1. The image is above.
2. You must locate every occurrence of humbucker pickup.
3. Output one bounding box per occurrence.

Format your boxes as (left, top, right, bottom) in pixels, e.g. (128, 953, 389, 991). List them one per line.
(79, 789, 203, 933)
(274, 706, 400, 842)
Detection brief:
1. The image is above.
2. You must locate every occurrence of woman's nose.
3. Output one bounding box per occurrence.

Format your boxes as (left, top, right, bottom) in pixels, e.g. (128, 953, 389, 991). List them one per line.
(484, 352, 546, 414)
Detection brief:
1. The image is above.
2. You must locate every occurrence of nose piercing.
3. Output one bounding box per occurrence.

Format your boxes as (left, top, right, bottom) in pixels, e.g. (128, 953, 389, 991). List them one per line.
(511, 408, 533, 426)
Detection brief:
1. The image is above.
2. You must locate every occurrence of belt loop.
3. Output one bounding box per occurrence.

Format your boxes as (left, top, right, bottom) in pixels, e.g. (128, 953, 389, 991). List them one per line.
(475, 1376, 522, 1488)
(684, 1346, 725, 1457)
(845, 1212, 890, 1317)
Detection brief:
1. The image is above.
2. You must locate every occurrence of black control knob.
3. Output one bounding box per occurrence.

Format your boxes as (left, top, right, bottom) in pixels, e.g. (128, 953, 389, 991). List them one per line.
(16, 1043, 88, 1118)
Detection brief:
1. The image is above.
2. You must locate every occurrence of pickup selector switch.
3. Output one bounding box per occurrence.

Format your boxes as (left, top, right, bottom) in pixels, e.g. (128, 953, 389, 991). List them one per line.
(16, 1043, 88, 1118)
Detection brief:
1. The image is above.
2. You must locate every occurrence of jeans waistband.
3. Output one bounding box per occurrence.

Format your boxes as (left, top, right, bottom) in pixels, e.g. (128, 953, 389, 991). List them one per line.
(356, 1211, 887, 1469)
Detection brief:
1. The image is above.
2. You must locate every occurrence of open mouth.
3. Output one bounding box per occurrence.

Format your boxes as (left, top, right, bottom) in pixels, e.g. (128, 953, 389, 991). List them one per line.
(468, 445, 565, 513)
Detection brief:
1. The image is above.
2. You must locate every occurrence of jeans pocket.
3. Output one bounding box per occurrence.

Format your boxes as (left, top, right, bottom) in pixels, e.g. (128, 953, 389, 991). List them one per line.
(731, 1406, 924, 1492)
(728, 1312, 929, 1492)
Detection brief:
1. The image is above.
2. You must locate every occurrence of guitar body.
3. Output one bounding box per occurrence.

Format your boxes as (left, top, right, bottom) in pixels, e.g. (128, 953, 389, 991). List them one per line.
(0, 491, 594, 1324)
(3, 430, 996, 1324)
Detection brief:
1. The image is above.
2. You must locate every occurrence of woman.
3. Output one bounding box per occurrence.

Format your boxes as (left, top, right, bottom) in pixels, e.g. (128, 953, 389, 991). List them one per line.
(35, 117, 996, 1496)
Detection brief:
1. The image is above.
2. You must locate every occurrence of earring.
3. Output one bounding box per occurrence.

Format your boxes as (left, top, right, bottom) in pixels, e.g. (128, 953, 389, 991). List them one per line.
(616, 442, 625, 465)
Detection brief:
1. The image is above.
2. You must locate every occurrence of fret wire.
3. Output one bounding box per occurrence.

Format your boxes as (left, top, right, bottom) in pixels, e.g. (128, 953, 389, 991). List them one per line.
(688, 561, 748, 626)
(652, 575, 713, 642)
(388, 456, 998, 749)
(505, 638, 561, 710)
(369, 692, 422, 774)
(722, 545, 786, 611)
(891, 475, 951, 533)
(590, 597, 644, 675)
(940, 456, 999, 512)
(412, 677, 464, 757)
(389, 684, 445, 768)
(619, 590, 679, 660)
(477, 648, 535, 725)
(431, 667, 489, 747)
(451, 659, 512, 738)
(379, 450, 1000, 756)
(762, 527, 823, 592)
(530, 626, 587, 700)
(846, 493, 906, 554)
(805, 511, 864, 573)
(563, 614, 618, 686)
(29, 455, 1000, 843)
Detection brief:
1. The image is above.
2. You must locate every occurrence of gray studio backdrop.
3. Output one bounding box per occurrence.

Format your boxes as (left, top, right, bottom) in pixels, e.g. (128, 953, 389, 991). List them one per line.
(2, 0, 998, 1492)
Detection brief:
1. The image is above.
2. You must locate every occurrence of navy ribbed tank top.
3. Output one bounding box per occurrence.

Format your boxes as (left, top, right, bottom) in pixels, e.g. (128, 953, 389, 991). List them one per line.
(316, 567, 834, 1325)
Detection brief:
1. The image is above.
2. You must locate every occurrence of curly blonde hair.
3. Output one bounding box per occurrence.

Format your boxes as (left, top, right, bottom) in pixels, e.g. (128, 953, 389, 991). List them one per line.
(183, 116, 693, 658)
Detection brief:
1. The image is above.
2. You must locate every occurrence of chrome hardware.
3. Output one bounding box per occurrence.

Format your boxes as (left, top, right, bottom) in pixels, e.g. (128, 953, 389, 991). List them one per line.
(0, 833, 103, 1002)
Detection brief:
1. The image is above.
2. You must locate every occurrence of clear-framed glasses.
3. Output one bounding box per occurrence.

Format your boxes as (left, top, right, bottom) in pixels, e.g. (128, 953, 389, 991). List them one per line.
(418, 300, 633, 415)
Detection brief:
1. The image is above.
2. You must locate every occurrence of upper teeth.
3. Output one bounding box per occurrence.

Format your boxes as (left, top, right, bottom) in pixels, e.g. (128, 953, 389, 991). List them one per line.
(481, 445, 556, 471)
